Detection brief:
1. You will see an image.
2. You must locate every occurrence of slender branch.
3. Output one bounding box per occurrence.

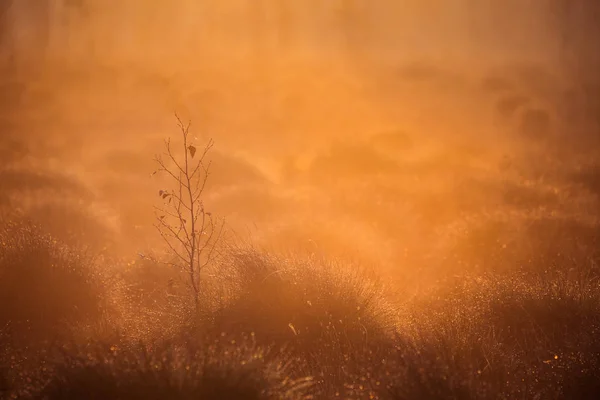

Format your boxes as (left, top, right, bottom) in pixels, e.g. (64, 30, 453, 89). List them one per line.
(153, 223, 190, 265)
(154, 213, 192, 258)
(165, 139, 188, 178)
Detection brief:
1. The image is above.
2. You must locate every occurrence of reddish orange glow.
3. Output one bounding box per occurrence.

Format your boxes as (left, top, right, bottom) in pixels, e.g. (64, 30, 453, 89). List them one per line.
(1, 2, 599, 398)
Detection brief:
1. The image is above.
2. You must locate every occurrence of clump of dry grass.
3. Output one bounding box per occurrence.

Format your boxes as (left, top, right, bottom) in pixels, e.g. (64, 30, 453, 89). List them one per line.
(210, 249, 398, 395)
(0, 218, 120, 398)
(33, 333, 313, 400)
(112, 254, 198, 344)
(0, 219, 107, 344)
(398, 268, 600, 400)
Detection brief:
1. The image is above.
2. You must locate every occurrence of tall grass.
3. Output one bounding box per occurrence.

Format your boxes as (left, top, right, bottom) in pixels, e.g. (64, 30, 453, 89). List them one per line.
(210, 250, 399, 396)
(401, 270, 600, 400)
(36, 335, 313, 400)
(0, 219, 106, 343)
(2, 225, 600, 398)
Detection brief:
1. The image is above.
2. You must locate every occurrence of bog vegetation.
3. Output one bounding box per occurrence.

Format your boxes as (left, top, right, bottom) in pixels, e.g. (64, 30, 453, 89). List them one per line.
(1, 83, 600, 399)
(3, 1, 600, 398)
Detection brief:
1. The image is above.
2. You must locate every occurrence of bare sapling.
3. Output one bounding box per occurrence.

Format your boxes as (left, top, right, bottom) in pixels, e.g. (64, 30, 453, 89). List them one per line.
(153, 114, 224, 311)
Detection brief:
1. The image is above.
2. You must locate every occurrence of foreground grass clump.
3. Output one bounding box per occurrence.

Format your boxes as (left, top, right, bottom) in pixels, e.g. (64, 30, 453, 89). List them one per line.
(0, 219, 107, 344)
(2, 240, 600, 399)
(2, 212, 599, 399)
(212, 250, 398, 394)
(34, 334, 312, 400)
(0, 219, 114, 398)
(403, 270, 600, 400)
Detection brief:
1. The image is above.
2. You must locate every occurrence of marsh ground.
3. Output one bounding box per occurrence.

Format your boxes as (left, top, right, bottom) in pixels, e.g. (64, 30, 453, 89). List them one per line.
(1, 8, 600, 397)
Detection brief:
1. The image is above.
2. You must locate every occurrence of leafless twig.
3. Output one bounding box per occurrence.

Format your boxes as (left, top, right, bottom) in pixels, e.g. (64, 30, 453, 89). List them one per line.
(152, 114, 225, 311)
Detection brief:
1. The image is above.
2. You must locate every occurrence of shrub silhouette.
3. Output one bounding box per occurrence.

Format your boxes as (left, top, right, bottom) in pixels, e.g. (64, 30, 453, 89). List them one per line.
(0, 220, 105, 343)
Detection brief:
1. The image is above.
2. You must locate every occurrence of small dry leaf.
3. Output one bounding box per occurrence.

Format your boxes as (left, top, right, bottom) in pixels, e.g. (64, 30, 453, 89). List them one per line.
(288, 323, 298, 336)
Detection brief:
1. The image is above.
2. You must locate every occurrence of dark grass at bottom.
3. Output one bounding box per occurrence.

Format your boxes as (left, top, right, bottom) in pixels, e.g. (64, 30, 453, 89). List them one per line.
(31, 335, 312, 400)
(1, 223, 599, 399)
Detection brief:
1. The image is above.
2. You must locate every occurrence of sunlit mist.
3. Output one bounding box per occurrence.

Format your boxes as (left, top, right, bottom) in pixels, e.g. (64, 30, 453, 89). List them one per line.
(1, 1, 599, 398)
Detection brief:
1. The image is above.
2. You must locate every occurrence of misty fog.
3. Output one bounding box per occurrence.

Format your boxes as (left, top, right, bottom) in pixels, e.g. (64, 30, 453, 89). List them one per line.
(1, 0, 598, 267)
(2, 2, 600, 398)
